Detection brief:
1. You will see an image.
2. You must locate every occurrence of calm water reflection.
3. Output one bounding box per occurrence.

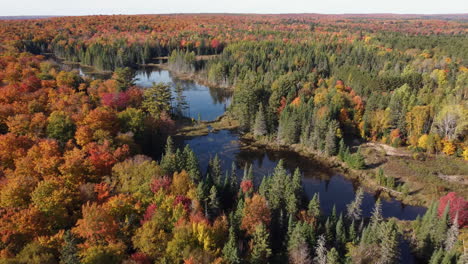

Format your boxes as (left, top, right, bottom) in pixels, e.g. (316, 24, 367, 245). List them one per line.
(177, 129, 426, 221)
(134, 67, 232, 121)
(66, 61, 426, 221)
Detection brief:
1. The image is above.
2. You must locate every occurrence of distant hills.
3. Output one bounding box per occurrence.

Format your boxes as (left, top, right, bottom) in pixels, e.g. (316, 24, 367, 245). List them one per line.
(0, 16, 59, 20)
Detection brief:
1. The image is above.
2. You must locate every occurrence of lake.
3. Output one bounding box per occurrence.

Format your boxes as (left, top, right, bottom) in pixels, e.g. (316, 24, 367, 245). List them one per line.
(72, 63, 426, 222)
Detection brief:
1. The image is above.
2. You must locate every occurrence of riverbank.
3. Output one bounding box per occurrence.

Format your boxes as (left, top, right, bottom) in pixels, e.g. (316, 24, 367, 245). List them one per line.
(175, 115, 429, 207)
(142, 63, 232, 90)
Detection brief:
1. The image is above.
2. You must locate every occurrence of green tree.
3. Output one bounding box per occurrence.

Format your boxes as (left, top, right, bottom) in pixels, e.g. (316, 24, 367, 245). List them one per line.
(326, 247, 341, 264)
(325, 120, 338, 156)
(253, 103, 267, 137)
(46, 111, 75, 144)
(250, 224, 272, 264)
(346, 188, 364, 221)
(60, 231, 80, 264)
(142, 83, 172, 118)
(117, 107, 146, 137)
(112, 67, 135, 91)
(223, 226, 241, 264)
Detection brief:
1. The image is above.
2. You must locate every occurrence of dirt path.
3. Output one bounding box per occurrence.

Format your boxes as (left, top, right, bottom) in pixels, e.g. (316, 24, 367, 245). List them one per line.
(364, 142, 412, 157)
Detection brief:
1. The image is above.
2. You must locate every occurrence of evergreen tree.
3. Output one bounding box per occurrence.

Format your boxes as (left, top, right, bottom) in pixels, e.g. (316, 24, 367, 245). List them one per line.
(379, 221, 400, 264)
(445, 213, 459, 251)
(60, 230, 80, 264)
(112, 67, 135, 91)
(208, 185, 220, 219)
(253, 103, 267, 136)
(223, 226, 241, 264)
(326, 247, 341, 264)
(335, 214, 346, 249)
(308, 193, 321, 218)
(160, 136, 177, 174)
(346, 188, 364, 221)
(288, 222, 313, 264)
(209, 154, 223, 186)
(251, 224, 272, 264)
(314, 235, 327, 264)
(142, 82, 173, 118)
(325, 121, 338, 156)
(348, 220, 357, 243)
(370, 199, 383, 225)
(429, 248, 444, 264)
(184, 146, 201, 182)
(338, 138, 346, 161)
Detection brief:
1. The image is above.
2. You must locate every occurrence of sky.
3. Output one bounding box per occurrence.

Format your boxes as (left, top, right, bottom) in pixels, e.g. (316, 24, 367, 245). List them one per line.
(1, 0, 468, 16)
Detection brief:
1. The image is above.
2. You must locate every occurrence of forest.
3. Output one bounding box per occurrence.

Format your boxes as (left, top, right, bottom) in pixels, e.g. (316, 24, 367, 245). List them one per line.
(0, 14, 467, 264)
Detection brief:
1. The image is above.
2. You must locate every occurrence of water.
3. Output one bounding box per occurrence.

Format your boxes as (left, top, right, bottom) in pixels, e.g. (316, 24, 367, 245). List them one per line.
(65, 62, 427, 221)
(177, 129, 426, 221)
(66, 62, 423, 262)
(134, 67, 232, 121)
(58, 62, 232, 121)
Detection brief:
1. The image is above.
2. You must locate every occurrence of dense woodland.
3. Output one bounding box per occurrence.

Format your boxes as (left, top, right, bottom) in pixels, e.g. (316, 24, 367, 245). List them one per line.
(0, 14, 467, 264)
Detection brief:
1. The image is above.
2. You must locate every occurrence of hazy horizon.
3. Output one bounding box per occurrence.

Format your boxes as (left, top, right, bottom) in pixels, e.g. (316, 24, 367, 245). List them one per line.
(2, 0, 468, 16)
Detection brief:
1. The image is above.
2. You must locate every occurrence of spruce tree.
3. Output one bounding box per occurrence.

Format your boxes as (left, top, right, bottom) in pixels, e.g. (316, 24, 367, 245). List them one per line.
(379, 221, 400, 264)
(335, 214, 346, 249)
(251, 224, 272, 264)
(370, 199, 383, 225)
(445, 213, 459, 251)
(314, 235, 327, 264)
(253, 103, 267, 137)
(326, 247, 340, 264)
(288, 222, 312, 264)
(346, 188, 364, 221)
(60, 230, 80, 264)
(223, 226, 241, 264)
(308, 193, 321, 218)
(208, 185, 220, 219)
(184, 146, 201, 182)
(325, 121, 338, 156)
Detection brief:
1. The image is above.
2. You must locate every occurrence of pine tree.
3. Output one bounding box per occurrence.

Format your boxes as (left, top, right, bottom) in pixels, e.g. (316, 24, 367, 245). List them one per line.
(308, 193, 321, 218)
(142, 82, 173, 118)
(208, 185, 220, 219)
(60, 230, 80, 264)
(445, 213, 459, 251)
(435, 203, 450, 248)
(335, 214, 346, 248)
(185, 146, 201, 182)
(160, 136, 177, 174)
(209, 154, 222, 186)
(253, 103, 267, 137)
(314, 235, 327, 264)
(325, 121, 338, 156)
(223, 226, 241, 264)
(348, 220, 357, 243)
(326, 247, 340, 264)
(346, 188, 364, 221)
(338, 138, 346, 161)
(292, 168, 302, 198)
(325, 217, 334, 244)
(429, 248, 444, 264)
(370, 199, 383, 225)
(379, 221, 400, 264)
(251, 224, 272, 264)
(288, 222, 312, 264)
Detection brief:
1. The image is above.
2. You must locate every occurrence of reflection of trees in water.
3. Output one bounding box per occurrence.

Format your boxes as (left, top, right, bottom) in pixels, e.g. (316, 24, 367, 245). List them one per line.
(208, 86, 233, 104)
(234, 142, 334, 182)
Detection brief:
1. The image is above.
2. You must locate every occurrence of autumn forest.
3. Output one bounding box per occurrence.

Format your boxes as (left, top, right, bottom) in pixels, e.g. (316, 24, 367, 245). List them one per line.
(0, 13, 467, 264)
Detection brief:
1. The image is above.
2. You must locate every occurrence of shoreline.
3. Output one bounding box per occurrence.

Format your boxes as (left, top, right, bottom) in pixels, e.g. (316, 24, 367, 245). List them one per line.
(175, 114, 428, 208)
